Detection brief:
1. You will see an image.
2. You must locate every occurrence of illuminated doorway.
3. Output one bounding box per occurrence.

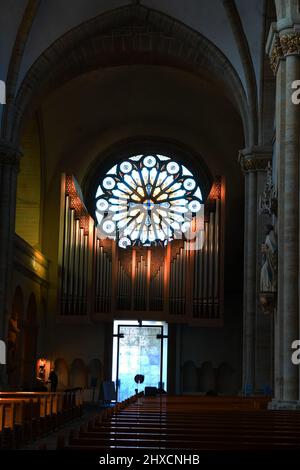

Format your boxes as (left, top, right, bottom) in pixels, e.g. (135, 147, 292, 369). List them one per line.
(112, 320, 168, 401)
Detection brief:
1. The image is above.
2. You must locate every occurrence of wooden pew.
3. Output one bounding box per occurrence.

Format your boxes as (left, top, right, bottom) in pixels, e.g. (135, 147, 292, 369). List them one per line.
(0, 388, 83, 449)
(58, 394, 300, 452)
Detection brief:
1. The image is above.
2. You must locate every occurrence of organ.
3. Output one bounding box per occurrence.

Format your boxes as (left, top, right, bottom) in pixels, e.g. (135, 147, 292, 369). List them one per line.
(58, 174, 224, 325)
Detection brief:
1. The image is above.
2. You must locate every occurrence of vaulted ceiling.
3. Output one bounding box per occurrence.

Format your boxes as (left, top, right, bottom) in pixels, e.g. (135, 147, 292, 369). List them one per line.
(0, 0, 271, 127)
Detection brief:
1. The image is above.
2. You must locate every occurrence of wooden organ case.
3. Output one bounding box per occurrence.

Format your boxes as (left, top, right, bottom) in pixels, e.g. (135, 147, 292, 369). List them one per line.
(58, 175, 224, 326)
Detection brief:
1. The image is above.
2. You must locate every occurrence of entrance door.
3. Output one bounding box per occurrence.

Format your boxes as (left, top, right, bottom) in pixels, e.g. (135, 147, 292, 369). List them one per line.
(114, 322, 167, 401)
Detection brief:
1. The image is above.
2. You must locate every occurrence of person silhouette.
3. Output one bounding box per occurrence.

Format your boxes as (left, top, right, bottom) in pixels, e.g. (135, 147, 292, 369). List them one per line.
(48, 369, 58, 392)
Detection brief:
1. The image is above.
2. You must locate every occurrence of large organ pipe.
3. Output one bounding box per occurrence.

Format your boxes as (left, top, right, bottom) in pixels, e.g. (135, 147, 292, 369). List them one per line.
(139, 258, 142, 309)
(175, 252, 178, 314)
(117, 261, 121, 306)
(66, 202, 73, 313)
(131, 250, 136, 311)
(177, 252, 181, 315)
(99, 247, 103, 311)
(194, 241, 198, 315)
(208, 211, 215, 317)
(73, 219, 80, 310)
(181, 248, 185, 314)
(214, 198, 220, 315)
(63, 195, 70, 302)
(169, 260, 174, 312)
(117, 261, 120, 304)
(120, 265, 124, 308)
(172, 258, 176, 314)
(103, 251, 108, 312)
(139, 258, 142, 308)
(68, 209, 75, 311)
(106, 258, 112, 312)
(78, 227, 84, 312)
(146, 250, 151, 310)
(98, 245, 103, 311)
(203, 220, 209, 317)
(83, 234, 88, 313)
(179, 249, 183, 314)
(104, 251, 108, 311)
(198, 237, 203, 316)
(120, 265, 123, 305)
(160, 267, 163, 308)
(174, 255, 178, 314)
(143, 257, 147, 309)
(95, 240, 100, 310)
(141, 257, 144, 308)
(182, 247, 187, 314)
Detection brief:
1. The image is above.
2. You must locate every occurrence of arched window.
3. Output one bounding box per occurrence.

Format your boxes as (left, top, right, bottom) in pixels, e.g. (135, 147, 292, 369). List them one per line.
(95, 154, 203, 248)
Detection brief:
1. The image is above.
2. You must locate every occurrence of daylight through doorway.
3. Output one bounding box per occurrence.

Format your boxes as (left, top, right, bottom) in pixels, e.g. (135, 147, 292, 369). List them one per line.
(112, 320, 168, 401)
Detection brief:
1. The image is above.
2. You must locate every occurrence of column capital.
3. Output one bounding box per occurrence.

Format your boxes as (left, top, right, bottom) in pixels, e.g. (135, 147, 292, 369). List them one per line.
(267, 24, 300, 74)
(0, 140, 22, 167)
(238, 146, 272, 174)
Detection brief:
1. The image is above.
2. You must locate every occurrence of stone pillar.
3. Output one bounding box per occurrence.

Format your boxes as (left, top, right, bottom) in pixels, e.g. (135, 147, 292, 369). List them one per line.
(239, 147, 272, 393)
(0, 141, 21, 387)
(266, 3, 300, 405)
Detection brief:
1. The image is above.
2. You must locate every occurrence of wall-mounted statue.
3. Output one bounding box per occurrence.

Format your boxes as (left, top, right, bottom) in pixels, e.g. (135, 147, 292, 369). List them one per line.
(259, 224, 277, 313)
(259, 162, 277, 217)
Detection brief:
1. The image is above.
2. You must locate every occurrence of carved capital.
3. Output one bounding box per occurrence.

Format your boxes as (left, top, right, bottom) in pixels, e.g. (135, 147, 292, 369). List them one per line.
(269, 32, 300, 74)
(270, 37, 284, 74)
(280, 33, 300, 55)
(238, 147, 272, 173)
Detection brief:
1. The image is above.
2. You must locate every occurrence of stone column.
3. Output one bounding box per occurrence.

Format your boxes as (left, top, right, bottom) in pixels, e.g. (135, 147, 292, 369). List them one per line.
(0, 141, 21, 387)
(267, 6, 300, 404)
(239, 147, 272, 393)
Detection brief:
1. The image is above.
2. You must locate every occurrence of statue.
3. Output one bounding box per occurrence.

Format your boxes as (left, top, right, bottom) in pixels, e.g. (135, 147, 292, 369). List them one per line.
(259, 225, 277, 313)
(259, 162, 277, 217)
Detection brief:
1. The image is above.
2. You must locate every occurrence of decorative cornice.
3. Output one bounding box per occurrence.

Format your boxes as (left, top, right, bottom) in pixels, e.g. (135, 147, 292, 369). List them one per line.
(238, 147, 272, 173)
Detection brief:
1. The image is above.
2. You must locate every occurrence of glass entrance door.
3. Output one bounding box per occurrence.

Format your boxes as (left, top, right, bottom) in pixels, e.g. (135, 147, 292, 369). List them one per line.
(114, 323, 166, 401)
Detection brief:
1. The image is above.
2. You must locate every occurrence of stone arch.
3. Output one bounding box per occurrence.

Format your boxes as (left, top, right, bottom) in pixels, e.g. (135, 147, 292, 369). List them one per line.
(22, 293, 38, 389)
(10, 5, 250, 147)
(182, 360, 198, 393)
(54, 357, 69, 390)
(88, 358, 102, 388)
(69, 358, 87, 389)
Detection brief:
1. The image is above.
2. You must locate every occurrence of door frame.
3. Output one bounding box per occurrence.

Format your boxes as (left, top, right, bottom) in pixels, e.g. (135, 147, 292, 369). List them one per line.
(115, 323, 165, 402)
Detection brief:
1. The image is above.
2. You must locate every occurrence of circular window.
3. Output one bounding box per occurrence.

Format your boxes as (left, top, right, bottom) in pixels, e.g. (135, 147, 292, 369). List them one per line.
(95, 154, 203, 248)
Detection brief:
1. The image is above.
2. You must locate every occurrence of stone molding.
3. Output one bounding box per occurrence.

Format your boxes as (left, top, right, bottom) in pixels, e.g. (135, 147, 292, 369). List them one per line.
(238, 147, 272, 174)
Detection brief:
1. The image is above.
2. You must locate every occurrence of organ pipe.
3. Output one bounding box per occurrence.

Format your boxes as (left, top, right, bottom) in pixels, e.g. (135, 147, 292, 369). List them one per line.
(60, 174, 223, 321)
(214, 198, 220, 316)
